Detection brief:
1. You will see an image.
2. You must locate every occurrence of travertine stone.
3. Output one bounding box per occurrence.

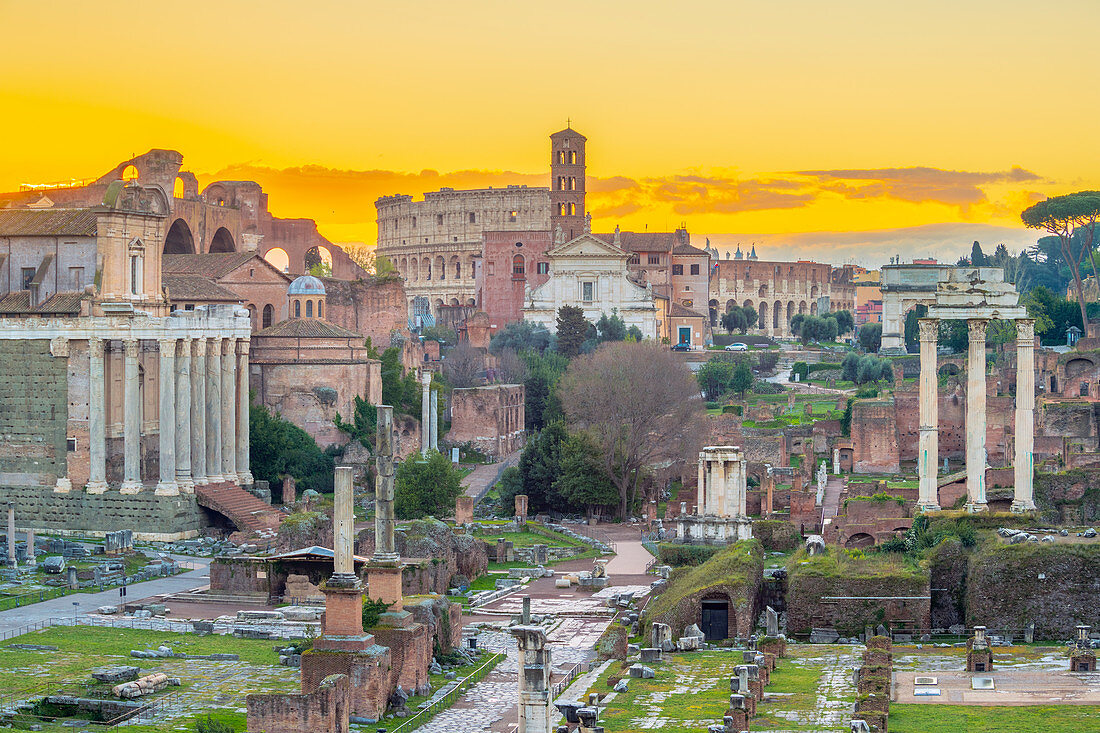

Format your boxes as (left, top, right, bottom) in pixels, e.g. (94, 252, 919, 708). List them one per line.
(420, 372, 431, 456)
(235, 340, 253, 486)
(190, 338, 207, 485)
(916, 318, 940, 511)
(333, 466, 355, 578)
(120, 339, 142, 494)
(206, 337, 223, 482)
(86, 337, 108, 494)
(1013, 319, 1036, 512)
(966, 319, 988, 512)
(220, 337, 236, 482)
(154, 338, 178, 496)
(175, 338, 193, 493)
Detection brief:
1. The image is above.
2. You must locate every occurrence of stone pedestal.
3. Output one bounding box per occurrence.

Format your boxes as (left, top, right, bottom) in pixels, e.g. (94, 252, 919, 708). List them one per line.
(511, 625, 553, 733)
(456, 495, 474, 524)
(365, 563, 403, 612)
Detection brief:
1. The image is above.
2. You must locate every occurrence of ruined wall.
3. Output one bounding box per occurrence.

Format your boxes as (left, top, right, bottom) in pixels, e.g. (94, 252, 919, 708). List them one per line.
(965, 543, 1100, 639)
(322, 278, 407, 346)
(246, 673, 350, 733)
(1035, 467, 1100, 523)
(356, 519, 488, 591)
(445, 385, 525, 459)
(850, 399, 900, 473)
(0, 340, 67, 487)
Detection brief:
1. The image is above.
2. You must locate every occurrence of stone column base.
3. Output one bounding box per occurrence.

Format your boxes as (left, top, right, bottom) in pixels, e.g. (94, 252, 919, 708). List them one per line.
(915, 502, 941, 513)
(176, 478, 195, 495)
(964, 502, 989, 514)
(237, 470, 254, 487)
(154, 482, 180, 497)
(53, 478, 72, 494)
(85, 480, 109, 495)
(1010, 500, 1036, 513)
(119, 481, 143, 495)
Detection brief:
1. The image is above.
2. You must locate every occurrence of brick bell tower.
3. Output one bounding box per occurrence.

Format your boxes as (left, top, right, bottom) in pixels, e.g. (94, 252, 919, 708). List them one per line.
(549, 126, 587, 241)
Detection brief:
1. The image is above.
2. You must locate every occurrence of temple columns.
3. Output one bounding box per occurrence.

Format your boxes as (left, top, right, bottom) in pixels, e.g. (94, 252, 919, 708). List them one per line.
(236, 340, 253, 486)
(191, 338, 208, 485)
(120, 339, 142, 494)
(175, 338, 193, 493)
(220, 337, 236, 482)
(1013, 319, 1037, 512)
(86, 337, 108, 494)
(965, 319, 989, 512)
(916, 318, 940, 511)
(155, 338, 178, 496)
(206, 337, 223, 482)
(420, 371, 431, 456)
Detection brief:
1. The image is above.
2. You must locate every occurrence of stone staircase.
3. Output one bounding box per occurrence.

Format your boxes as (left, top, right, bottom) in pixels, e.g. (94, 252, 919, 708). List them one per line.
(194, 482, 283, 539)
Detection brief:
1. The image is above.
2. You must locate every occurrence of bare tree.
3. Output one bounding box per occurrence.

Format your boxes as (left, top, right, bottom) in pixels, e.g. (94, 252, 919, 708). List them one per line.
(495, 347, 529, 385)
(442, 341, 485, 388)
(558, 341, 705, 520)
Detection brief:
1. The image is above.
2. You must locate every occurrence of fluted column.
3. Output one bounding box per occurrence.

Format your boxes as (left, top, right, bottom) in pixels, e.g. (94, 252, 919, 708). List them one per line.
(236, 339, 253, 486)
(1013, 319, 1036, 512)
(420, 371, 431, 456)
(86, 337, 108, 494)
(120, 339, 142, 494)
(221, 337, 237, 482)
(175, 338, 193, 493)
(916, 318, 940, 511)
(190, 339, 207, 485)
(697, 455, 705, 514)
(429, 388, 439, 451)
(206, 337, 223, 482)
(155, 338, 178, 496)
(966, 319, 989, 512)
(374, 406, 398, 561)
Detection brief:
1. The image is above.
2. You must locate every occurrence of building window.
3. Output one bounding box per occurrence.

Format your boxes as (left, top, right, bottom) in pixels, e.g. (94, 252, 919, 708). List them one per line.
(469, 212, 476, 224)
(558, 151, 566, 164)
(318, 301, 323, 319)
(68, 267, 84, 290)
(512, 254, 525, 277)
(672, 264, 683, 276)
(690, 264, 700, 275)
(536, 261, 549, 275)
(567, 203, 576, 215)
(648, 254, 660, 265)
(436, 214, 443, 226)
(129, 255, 143, 296)
(411, 216, 417, 227)
(295, 300, 301, 318)
(508, 210, 518, 222)
(18, 267, 33, 290)
(262, 304, 273, 328)
(569, 151, 577, 164)
(487, 262, 495, 276)
(628, 254, 639, 265)
(582, 281, 594, 302)
(569, 177, 576, 190)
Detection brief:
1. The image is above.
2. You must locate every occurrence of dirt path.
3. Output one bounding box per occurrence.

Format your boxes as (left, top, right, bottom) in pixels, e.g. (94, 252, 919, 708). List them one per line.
(462, 451, 521, 502)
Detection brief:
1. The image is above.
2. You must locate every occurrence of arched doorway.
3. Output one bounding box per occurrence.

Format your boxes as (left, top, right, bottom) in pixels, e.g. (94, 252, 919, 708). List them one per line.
(846, 533, 875, 549)
(758, 301, 768, 330)
(209, 227, 235, 253)
(164, 219, 195, 254)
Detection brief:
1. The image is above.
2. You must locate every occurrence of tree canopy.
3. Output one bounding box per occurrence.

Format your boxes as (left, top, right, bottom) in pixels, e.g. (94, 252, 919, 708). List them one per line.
(556, 305, 589, 358)
(1022, 191, 1100, 328)
(395, 450, 465, 519)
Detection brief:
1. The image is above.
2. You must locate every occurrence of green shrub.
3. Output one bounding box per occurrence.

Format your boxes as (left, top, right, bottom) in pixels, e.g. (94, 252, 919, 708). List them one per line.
(195, 716, 237, 733)
(658, 543, 722, 567)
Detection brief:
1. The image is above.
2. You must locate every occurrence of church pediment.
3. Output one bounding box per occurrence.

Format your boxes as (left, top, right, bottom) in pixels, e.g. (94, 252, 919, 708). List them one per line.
(547, 233, 628, 259)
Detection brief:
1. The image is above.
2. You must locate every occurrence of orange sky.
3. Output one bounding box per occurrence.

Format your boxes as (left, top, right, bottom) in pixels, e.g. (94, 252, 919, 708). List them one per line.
(2, 1, 1097, 265)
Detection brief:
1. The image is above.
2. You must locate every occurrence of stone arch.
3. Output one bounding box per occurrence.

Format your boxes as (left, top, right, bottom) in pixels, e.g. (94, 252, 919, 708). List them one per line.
(304, 245, 332, 275)
(410, 258, 419, 281)
(709, 299, 719, 327)
(811, 284, 820, 299)
(450, 298, 460, 306)
(263, 247, 290, 273)
(845, 532, 875, 549)
(758, 301, 768, 329)
(758, 283, 768, 297)
(787, 300, 795, 324)
(434, 298, 445, 317)
(467, 297, 476, 307)
(164, 218, 195, 254)
(423, 256, 432, 281)
(773, 300, 782, 329)
(726, 299, 737, 312)
(938, 363, 960, 377)
(799, 300, 807, 315)
(172, 177, 185, 199)
(467, 255, 477, 280)
(1066, 357, 1096, 378)
(810, 300, 818, 316)
(435, 255, 446, 280)
(209, 227, 236, 253)
(262, 304, 274, 329)
(513, 253, 526, 278)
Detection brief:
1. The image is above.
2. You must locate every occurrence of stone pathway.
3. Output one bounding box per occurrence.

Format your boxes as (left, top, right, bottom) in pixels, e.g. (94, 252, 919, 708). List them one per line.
(604, 539, 654, 576)
(770, 647, 859, 732)
(821, 475, 844, 522)
(463, 452, 521, 503)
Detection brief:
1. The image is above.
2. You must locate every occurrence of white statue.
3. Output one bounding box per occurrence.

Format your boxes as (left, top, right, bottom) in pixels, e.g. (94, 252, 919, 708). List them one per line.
(554, 224, 565, 245)
(584, 212, 592, 233)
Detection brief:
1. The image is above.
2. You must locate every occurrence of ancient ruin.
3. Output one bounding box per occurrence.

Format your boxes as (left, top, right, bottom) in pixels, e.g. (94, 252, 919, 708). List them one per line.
(676, 446, 753, 544)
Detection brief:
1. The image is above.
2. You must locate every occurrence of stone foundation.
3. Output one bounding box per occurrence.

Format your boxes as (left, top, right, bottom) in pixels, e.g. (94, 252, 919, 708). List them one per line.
(300, 647, 391, 721)
(247, 672, 350, 733)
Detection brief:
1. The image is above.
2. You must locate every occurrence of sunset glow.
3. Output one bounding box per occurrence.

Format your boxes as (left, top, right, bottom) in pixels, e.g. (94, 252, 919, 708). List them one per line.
(3, 0, 1098, 264)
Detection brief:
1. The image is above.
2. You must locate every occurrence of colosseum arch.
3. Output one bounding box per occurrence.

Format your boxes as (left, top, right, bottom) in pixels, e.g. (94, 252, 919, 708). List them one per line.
(435, 255, 446, 280)
(209, 227, 236, 253)
(409, 259, 419, 281)
(164, 219, 196, 254)
(423, 257, 432, 281)
(799, 300, 807, 315)
(709, 299, 719, 326)
(773, 300, 782, 329)
(787, 300, 795, 324)
(758, 301, 768, 329)
(450, 255, 461, 280)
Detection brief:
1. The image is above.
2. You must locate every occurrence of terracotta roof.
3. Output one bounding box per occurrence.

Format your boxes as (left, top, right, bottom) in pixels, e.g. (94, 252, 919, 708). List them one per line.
(669, 302, 706, 319)
(162, 252, 267, 279)
(672, 243, 708, 256)
(0, 290, 83, 314)
(594, 231, 678, 252)
(164, 275, 241, 302)
(0, 208, 97, 237)
(254, 318, 363, 339)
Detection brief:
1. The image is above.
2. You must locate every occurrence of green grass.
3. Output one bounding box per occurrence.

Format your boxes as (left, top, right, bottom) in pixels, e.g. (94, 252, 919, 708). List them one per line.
(890, 705, 1100, 732)
(6, 710, 249, 733)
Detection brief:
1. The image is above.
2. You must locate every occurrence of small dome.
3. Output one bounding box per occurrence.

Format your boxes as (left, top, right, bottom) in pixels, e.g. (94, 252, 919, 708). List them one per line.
(288, 274, 326, 296)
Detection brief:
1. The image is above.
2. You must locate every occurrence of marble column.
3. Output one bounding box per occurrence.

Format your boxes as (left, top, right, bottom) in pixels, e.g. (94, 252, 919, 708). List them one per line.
(120, 339, 142, 494)
(697, 455, 705, 514)
(374, 406, 399, 561)
(86, 337, 108, 494)
(1013, 319, 1037, 512)
(420, 371, 431, 456)
(236, 340, 253, 486)
(333, 466, 356, 579)
(221, 337, 237, 482)
(429, 388, 439, 451)
(190, 339, 207, 485)
(206, 337, 223, 483)
(155, 338, 178, 496)
(965, 319, 989, 512)
(917, 318, 941, 511)
(6, 504, 14, 568)
(25, 528, 35, 566)
(175, 338, 193, 493)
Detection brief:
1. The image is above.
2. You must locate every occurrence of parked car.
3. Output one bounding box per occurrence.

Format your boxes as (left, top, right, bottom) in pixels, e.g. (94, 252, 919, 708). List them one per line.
(671, 342, 691, 352)
(725, 342, 748, 351)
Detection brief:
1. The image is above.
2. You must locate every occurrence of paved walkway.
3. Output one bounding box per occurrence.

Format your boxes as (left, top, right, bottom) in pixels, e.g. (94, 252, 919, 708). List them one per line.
(604, 538, 654, 576)
(821, 475, 844, 521)
(462, 451, 521, 502)
(0, 554, 211, 636)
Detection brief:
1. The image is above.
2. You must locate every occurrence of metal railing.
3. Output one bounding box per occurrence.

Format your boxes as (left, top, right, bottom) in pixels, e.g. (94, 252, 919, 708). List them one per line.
(0, 586, 70, 612)
(388, 652, 505, 733)
(550, 661, 590, 697)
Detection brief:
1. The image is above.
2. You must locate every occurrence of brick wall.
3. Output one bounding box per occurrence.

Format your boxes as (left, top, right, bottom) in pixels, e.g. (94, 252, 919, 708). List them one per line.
(0, 340, 67, 485)
(247, 672, 350, 733)
(850, 399, 900, 473)
(445, 384, 525, 458)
